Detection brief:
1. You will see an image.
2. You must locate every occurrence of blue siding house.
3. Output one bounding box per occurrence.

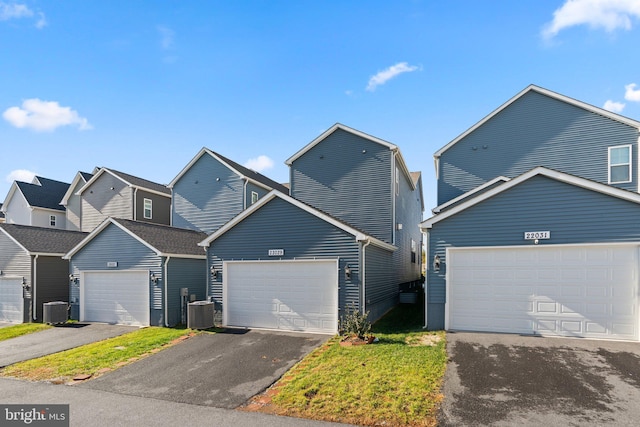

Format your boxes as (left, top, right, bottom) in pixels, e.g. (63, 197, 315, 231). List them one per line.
(64, 218, 207, 327)
(168, 147, 289, 234)
(421, 85, 640, 341)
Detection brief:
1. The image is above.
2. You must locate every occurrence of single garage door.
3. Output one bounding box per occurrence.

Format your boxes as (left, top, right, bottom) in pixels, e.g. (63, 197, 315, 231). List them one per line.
(447, 244, 639, 341)
(224, 259, 338, 334)
(0, 277, 24, 323)
(81, 271, 149, 326)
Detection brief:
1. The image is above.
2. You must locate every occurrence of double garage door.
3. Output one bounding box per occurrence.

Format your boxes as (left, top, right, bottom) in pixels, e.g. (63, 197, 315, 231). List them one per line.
(447, 244, 639, 341)
(0, 277, 24, 323)
(224, 260, 338, 334)
(81, 271, 149, 326)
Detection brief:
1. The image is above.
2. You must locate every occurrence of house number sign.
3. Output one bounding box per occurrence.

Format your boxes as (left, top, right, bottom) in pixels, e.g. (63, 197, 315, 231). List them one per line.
(268, 249, 284, 256)
(524, 231, 550, 240)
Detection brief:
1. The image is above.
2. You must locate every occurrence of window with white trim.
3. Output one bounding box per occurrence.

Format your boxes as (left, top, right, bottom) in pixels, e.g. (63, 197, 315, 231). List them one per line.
(609, 145, 632, 184)
(143, 198, 153, 219)
(251, 191, 259, 205)
(50, 215, 56, 227)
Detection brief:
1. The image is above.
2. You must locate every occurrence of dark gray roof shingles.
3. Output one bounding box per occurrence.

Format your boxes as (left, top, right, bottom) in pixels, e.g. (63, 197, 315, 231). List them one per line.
(0, 223, 87, 254)
(107, 169, 171, 195)
(16, 177, 69, 211)
(112, 219, 207, 256)
(212, 151, 289, 194)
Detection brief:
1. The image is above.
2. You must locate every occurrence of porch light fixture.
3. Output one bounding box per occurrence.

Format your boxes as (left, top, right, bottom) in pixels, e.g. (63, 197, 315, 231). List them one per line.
(69, 274, 78, 284)
(150, 273, 158, 284)
(0, 270, 3, 276)
(433, 255, 441, 272)
(345, 264, 351, 280)
(210, 265, 217, 280)
(21, 277, 29, 290)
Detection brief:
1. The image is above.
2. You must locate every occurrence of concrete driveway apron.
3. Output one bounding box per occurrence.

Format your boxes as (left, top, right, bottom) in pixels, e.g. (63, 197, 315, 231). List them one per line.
(0, 323, 137, 367)
(439, 332, 640, 426)
(79, 329, 330, 409)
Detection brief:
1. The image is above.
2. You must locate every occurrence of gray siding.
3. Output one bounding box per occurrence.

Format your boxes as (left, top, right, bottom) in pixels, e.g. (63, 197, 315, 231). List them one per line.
(427, 175, 640, 329)
(363, 243, 397, 322)
(166, 257, 206, 326)
(0, 233, 30, 322)
(135, 189, 171, 225)
(69, 224, 164, 326)
(81, 174, 133, 232)
(393, 161, 423, 284)
(33, 256, 70, 322)
(66, 180, 84, 231)
(245, 182, 272, 207)
(437, 91, 640, 205)
(290, 128, 393, 243)
(172, 154, 245, 234)
(207, 197, 361, 316)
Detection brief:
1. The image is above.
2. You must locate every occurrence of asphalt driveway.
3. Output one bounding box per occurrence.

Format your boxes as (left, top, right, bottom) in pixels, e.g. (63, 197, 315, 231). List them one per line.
(79, 328, 330, 409)
(0, 323, 137, 367)
(440, 332, 640, 426)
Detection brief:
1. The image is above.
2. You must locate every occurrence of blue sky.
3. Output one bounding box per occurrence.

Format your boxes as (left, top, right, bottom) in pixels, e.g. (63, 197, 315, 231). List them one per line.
(2, 0, 640, 212)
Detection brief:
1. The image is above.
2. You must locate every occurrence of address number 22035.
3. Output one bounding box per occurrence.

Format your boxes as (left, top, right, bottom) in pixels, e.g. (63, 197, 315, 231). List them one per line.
(524, 231, 550, 240)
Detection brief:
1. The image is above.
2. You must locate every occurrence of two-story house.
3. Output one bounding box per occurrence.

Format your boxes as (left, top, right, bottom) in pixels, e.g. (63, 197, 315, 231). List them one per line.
(199, 124, 424, 334)
(60, 170, 95, 231)
(420, 85, 640, 341)
(1, 176, 70, 230)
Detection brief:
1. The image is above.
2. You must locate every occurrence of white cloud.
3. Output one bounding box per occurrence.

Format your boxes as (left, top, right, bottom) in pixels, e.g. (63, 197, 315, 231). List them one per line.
(366, 62, 419, 92)
(6, 169, 36, 184)
(603, 99, 626, 112)
(3, 98, 92, 132)
(542, 0, 640, 39)
(624, 83, 640, 101)
(0, 2, 46, 29)
(157, 25, 175, 50)
(244, 155, 274, 172)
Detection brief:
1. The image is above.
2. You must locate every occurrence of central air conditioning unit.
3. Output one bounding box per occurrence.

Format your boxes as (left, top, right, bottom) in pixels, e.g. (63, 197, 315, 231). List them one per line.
(187, 301, 215, 329)
(43, 301, 68, 324)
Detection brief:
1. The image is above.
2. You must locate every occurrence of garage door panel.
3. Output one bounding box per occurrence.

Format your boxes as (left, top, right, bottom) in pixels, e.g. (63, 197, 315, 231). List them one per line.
(0, 278, 24, 323)
(448, 245, 639, 341)
(82, 271, 149, 326)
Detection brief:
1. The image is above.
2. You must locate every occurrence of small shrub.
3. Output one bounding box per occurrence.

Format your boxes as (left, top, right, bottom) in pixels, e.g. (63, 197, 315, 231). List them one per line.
(339, 305, 372, 339)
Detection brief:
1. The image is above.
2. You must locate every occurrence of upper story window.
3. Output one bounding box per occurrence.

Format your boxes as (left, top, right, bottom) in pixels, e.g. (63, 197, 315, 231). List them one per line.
(395, 167, 400, 195)
(251, 191, 259, 205)
(143, 198, 153, 219)
(50, 215, 56, 227)
(609, 145, 632, 184)
(411, 239, 417, 264)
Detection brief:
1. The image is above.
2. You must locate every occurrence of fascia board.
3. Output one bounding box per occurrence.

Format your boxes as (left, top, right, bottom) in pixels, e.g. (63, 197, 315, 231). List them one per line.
(167, 147, 209, 188)
(432, 176, 510, 214)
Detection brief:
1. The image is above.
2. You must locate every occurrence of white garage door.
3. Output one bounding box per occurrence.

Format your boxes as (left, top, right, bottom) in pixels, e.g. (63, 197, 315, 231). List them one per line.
(0, 277, 24, 323)
(82, 271, 149, 326)
(224, 260, 338, 334)
(447, 244, 639, 341)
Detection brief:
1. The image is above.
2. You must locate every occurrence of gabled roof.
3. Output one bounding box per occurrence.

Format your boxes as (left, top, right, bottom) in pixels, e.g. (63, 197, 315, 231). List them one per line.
(60, 171, 94, 206)
(0, 223, 87, 256)
(199, 190, 397, 252)
(420, 167, 640, 229)
(64, 218, 207, 260)
(285, 123, 416, 191)
(77, 167, 171, 197)
(410, 172, 425, 212)
(2, 176, 70, 213)
(167, 147, 289, 193)
(0, 204, 4, 219)
(434, 85, 640, 159)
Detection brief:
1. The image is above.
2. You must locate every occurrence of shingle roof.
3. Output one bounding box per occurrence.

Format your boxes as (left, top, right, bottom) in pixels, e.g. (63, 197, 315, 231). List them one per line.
(0, 223, 88, 254)
(16, 177, 70, 211)
(212, 151, 290, 193)
(79, 171, 94, 182)
(107, 169, 171, 195)
(113, 218, 207, 256)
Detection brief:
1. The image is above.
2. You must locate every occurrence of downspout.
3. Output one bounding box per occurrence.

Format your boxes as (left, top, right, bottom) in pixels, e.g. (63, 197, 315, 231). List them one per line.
(361, 240, 371, 313)
(391, 152, 397, 244)
(133, 187, 138, 220)
(243, 179, 248, 209)
(32, 255, 38, 320)
(164, 256, 170, 327)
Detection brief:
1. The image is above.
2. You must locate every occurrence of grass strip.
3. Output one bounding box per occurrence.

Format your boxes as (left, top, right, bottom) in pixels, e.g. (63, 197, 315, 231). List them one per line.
(1, 326, 192, 382)
(0, 323, 51, 342)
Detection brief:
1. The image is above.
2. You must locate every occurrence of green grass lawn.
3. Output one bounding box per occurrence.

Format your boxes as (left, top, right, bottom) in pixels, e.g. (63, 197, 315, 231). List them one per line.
(253, 302, 447, 427)
(1, 326, 193, 382)
(0, 323, 51, 342)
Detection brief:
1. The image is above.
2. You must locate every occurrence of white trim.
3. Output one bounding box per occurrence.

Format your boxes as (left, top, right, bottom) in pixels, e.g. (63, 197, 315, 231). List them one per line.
(432, 176, 510, 214)
(77, 168, 170, 199)
(143, 198, 153, 219)
(198, 190, 397, 252)
(434, 85, 640, 159)
(60, 172, 90, 206)
(420, 166, 640, 230)
(608, 144, 633, 184)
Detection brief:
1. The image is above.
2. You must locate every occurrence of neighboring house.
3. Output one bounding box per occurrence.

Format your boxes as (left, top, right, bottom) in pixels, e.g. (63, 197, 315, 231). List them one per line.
(1, 176, 70, 230)
(76, 168, 171, 232)
(0, 203, 4, 223)
(64, 218, 207, 327)
(199, 190, 397, 334)
(0, 223, 87, 323)
(421, 85, 640, 341)
(168, 147, 289, 234)
(60, 170, 96, 231)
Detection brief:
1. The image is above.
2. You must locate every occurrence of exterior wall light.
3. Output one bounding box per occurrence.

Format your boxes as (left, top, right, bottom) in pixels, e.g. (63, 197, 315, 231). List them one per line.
(69, 274, 78, 284)
(345, 264, 351, 280)
(433, 255, 441, 272)
(210, 265, 217, 280)
(150, 273, 159, 283)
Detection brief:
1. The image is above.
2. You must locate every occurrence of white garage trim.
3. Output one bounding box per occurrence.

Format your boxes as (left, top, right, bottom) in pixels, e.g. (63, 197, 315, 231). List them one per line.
(223, 259, 338, 334)
(446, 243, 640, 341)
(80, 270, 150, 326)
(0, 277, 24, 323)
